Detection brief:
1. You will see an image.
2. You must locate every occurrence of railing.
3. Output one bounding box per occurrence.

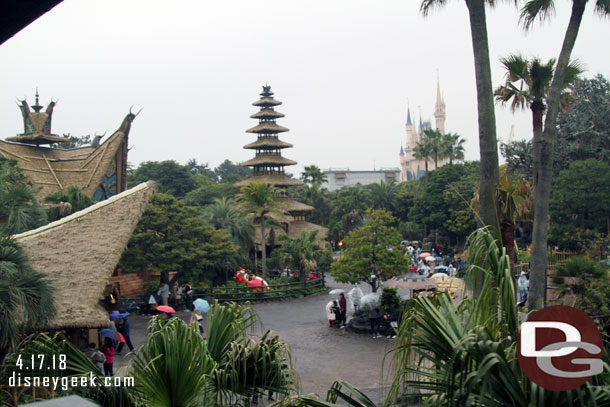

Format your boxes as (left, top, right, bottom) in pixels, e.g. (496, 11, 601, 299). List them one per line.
(194, 277, 326, 303)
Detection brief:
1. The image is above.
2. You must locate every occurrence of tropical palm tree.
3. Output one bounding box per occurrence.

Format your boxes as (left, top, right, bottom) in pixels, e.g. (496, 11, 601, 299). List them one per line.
(472, 174, 534, 269)
(422, 129, 445, 169)
(494, 53, 584, 309)
(204, 197, 255, 264)
(0, 235, 55, 366)
(384, 227, 610, 406)
(237, 182, 284, 278)
(521, 0, 610, 311)
(442, 132, 466, 164)
(3, 302, 295, 407)
(276, 230, 328, 285)
(412, 139, 432, 176)
(0, 158, 47, 234)
(420, 0, 500, 230)
(366, 179, 399, 214)
(300, 165, 327, 186)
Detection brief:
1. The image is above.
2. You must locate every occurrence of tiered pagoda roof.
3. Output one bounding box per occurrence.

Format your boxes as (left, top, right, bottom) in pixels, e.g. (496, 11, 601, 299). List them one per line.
(236, 85, 304, 189)
(236, 85, 328, 245)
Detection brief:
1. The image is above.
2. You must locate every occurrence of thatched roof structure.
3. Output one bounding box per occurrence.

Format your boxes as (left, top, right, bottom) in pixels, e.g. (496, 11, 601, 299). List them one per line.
(1, 98, 135, 202)
(280, 197, 314, 212)
(250, 109, 285, 119)
(238, 85, 327, 245)
(240, 155, 297, 167)
(234, 174, 304, 188)
(243, 137, 293, 150)
(252, 97, 282, 107)
(246, 122, 290, 134)
(13, 182, 157, 330)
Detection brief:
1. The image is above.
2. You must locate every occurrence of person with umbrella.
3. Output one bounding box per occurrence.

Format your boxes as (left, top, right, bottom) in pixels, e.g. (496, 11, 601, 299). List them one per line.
(100, 337, 115, 376)
(116, 313, 134, 353)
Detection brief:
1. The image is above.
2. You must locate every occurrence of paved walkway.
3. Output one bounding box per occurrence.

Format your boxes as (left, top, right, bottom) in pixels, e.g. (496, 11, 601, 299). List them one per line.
(113, 274, 394, 404)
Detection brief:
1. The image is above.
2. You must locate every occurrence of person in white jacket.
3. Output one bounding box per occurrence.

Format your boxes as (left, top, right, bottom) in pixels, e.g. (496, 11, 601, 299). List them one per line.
(518, 271, 529, 302)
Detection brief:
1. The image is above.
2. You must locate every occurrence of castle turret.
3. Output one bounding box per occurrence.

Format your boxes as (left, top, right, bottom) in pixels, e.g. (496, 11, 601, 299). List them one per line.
(434, 77, 446, 135)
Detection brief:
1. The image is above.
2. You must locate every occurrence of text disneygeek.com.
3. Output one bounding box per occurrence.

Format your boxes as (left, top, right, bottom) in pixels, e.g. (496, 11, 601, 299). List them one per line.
(8, 371, 134, 391)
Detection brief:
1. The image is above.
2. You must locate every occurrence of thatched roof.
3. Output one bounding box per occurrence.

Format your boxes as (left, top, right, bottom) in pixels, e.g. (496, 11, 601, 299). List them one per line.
(252, 97, 282, 107)
(243, 137, 293, 150)
(246, 122, 289, 134)
(252, 219, 328, 246)
(250, 109, 285, 119)
(234, 174, 304, 188)
(13, 182, 157, 330)
(279, 197, 314, 212)
(240, 155, 297, 167)
(0, 114, 132, 200)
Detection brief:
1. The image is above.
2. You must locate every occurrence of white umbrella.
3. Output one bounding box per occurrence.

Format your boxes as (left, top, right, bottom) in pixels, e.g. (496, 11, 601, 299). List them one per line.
(425, 256, 436, 262)
(430, 272, 450, 280)
(329, 288, 345, 295)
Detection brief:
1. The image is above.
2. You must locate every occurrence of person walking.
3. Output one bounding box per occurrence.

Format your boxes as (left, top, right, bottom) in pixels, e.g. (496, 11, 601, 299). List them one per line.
(100, 337, 115, 376)
(157, 282, 170, 306)
(183, 282, 193, 311)
(518, 271, 529, 302)
(338, 293, 347, 328)
(116, 314, 134, 353)
(348, 284, 363, 314)
(368, 306, 381, 338)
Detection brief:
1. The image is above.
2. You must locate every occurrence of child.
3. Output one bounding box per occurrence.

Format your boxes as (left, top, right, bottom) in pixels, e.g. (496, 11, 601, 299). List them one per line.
(88, 342, 105, 373)
(100, 337, 115, 376)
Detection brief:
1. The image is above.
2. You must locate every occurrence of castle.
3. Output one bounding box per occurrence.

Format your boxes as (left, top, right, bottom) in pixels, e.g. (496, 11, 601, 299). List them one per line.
(399, 80, 447, 181)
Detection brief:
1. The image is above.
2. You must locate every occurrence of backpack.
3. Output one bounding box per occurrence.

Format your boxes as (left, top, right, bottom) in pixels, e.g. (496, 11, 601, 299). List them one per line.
(92, 350, 106, 363)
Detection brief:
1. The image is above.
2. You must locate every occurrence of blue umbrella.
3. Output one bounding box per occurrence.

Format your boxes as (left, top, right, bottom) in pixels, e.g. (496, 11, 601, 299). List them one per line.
(99, 329, 125, 342)
(193, 298, 210, 313)
(120, 312, 130, 318)
(434, 265, 449, 270)
(109, 312, 122, 320)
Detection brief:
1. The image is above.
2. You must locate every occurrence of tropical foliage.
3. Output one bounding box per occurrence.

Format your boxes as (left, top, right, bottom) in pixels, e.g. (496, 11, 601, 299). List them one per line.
(0, 158, 47, 234)
(331, 209, 410, 292)
(0, 235, 55, 366)
(520, 0, 610, 311)
(385, 227, 610, 406)
(119, 193, 237, 284)
(44, 185, 94, 222)
(237, 182, 285, 278)
(203, 197, 255, 265)
(273, 231, 330, 284)
(1, 302, 294, 407)
(549, 159, 610, 250)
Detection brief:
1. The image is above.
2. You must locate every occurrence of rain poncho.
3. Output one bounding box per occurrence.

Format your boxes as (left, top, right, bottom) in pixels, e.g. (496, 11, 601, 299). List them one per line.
(348, 284, 363, 310)
(359, 292, 380, 312)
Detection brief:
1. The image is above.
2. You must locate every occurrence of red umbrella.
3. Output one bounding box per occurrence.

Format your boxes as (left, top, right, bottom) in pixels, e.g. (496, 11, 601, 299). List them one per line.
(157, 305, 176, 313)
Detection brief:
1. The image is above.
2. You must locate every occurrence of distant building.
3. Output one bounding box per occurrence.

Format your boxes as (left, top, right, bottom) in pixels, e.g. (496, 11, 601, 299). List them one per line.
(399, 79, 448, 181)
(322, 168, 400, 192)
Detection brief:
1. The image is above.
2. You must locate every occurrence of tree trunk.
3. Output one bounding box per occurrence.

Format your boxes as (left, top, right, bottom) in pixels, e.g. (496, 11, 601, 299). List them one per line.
(260, 218, 267, 279)
(531, 102, 545, 191)
(466, 0, 500, 230)
(528, 0, 586, 310)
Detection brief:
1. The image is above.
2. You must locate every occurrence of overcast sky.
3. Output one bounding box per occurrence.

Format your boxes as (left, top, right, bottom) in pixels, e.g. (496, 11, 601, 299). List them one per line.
(1, 0, 609, 176)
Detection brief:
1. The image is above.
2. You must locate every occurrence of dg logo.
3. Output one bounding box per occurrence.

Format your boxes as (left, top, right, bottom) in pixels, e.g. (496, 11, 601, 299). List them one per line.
(517, 305, 603, 391)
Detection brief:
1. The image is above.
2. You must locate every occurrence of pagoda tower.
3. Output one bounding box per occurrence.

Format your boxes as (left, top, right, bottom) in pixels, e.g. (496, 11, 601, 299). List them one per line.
(236, 85, 327, 245)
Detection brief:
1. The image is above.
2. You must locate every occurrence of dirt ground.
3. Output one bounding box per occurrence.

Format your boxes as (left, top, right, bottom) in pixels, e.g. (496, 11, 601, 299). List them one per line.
(114, 274, 395, 404)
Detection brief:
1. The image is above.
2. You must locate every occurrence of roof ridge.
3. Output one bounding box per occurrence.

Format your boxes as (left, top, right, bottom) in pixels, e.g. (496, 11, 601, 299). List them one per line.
(14, 181, 155, 240)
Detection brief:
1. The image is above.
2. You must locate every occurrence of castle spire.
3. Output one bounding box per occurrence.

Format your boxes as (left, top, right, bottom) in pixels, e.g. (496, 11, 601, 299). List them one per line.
(434, 73, 446, 134)
(406, 107, 412, 126)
